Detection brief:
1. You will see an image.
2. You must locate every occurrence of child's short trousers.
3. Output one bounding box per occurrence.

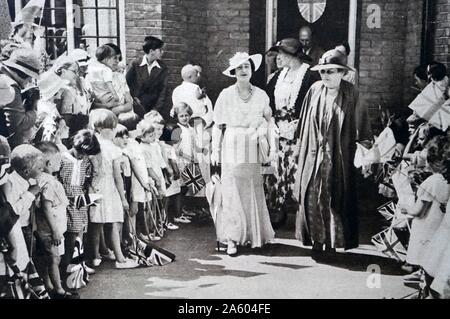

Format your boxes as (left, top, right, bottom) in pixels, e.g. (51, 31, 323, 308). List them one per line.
(35, 233, 65, 257)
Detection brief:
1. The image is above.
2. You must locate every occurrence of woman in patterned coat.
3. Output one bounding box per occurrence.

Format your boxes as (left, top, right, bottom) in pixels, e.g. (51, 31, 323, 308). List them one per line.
(264, 38, 319, 227)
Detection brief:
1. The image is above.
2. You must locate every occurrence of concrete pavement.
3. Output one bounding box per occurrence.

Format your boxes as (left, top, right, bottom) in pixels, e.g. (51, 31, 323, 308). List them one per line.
(80, 213, 415, 299)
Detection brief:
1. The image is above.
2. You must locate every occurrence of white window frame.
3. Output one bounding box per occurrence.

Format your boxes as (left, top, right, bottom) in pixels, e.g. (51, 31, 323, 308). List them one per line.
(66, 0, 127, 60)
(16, 0, 127, 60)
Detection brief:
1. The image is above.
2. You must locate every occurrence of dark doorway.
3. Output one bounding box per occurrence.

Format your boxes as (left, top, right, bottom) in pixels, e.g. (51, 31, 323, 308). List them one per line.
(277, 0, 350, 51)
(250, 0, 267, 88)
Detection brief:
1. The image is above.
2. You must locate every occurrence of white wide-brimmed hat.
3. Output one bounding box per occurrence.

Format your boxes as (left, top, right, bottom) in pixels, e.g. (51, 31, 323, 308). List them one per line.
(37, 71, 68, 101)
(222, 52, 262, 78)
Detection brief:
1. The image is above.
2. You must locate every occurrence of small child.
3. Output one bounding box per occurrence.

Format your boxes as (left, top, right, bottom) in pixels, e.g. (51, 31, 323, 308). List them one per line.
(59, 130, 100, 272)
(0, 136, 28, 287)
(88, 109, 138, 269)
(159, 122, 183, 230)
(172, 64, 213, 127)
(105, 43, 139, 130)
(113, 124, 151, 243)
(3, 145, 43, 254)
(421, 142, 450, 298)
(403, 124, 442, 169)
(172, 103, 196, 170)
(114, 125, 132, 201)
(0, 144, 43, 297)
(33, 141, 77, 299)
(136, 119, 168, 241)
(86, 45, 120, 108)
(402, 136, 450, 289)
(172, 103, 209, 219)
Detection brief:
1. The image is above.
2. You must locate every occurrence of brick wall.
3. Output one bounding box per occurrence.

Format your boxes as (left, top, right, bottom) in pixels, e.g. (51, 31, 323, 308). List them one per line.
(125, 0, 163, 64)
(0, 0, 11, 40)
(358, 0, 408, 132)
(433, 0, 450, 67)
(184, 0, 208, 72)
(125, 0, 212, 110)
(206, 0, 251, 102)
(403, 0, 423, 106)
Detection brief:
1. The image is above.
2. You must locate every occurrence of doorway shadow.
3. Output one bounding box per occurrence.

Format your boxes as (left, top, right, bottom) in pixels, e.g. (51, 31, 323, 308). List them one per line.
(313, 251, 404, 276)
(237, 243, 313, 257)
(234, 242, 404, 276)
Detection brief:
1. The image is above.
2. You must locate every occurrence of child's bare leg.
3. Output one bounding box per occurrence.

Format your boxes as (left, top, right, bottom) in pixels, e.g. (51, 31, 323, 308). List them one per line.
(6, 231, 18, 266)
(36, 258, 52, 291)
(48, 256, 65, 294)
(136, 202, 149, 235)
(110, 222, 126, 262)
(89, 223, 103, 260)
(129, 202, 138, 233)
(99, 225, 109, 255)
(62, 233, 77, 269)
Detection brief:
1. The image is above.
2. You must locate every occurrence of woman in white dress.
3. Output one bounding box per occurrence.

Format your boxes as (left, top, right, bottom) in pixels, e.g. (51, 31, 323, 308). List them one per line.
(211, 52, 276, 256)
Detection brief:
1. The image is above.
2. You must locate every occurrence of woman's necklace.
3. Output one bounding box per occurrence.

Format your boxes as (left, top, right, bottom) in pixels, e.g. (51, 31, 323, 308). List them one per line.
(236, 84, 253, 103)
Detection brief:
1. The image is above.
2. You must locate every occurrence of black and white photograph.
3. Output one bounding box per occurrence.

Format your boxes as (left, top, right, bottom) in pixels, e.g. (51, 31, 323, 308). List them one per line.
(0, 0, 450, 303)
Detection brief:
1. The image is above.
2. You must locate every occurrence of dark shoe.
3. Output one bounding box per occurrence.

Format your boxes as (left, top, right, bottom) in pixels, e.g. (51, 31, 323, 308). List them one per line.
(311, 243, 324, 260)
(325, 245, 336, 254)
(312, 242, 323, 252)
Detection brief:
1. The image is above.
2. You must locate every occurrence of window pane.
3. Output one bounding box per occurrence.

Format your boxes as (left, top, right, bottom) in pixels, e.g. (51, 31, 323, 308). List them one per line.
(79, 0, 119, 56)
(41, 0, 68, 60)
(31, 0, 121, 61)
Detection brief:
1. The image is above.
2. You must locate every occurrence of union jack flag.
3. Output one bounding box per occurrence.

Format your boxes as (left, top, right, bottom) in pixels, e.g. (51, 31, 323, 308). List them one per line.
(371, 228, 407, 262)
(15, 0, 46, 24)
(145, 243, 176, 266)
(298, 0, 327, 23)
(377, 201, 396, 221)
(181, 163, 206, 196)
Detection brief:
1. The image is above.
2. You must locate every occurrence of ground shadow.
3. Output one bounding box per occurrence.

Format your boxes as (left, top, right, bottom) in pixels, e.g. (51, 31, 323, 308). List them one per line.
(237, 243, 312, 258)
(313, 251, 405, 276)
(236, 242, 403, 276)
(259, 262, 312, 270)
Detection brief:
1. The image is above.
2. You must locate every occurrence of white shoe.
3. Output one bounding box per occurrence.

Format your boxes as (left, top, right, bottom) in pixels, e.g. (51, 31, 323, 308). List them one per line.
(101, 249, 116, 261)
(91, 258, 102, 267)
(174, 216, 191, 224)
(181, 208, 196, 217)
(227, 241, 237, 256)
(166, 223, 179, 230)
(149, 234, 162, 241)
(84, 265, 96, 275)
(115, 258, 139, 269)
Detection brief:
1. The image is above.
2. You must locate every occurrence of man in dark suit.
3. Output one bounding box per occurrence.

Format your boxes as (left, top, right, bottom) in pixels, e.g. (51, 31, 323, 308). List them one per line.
(299, 26, 325, 67)
(126, 36, 169, 119)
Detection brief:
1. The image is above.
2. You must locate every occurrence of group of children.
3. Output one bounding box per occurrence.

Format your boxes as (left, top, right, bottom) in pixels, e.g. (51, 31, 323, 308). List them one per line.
(0, 40, 213, 299)
(377, 62, 450, 299)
